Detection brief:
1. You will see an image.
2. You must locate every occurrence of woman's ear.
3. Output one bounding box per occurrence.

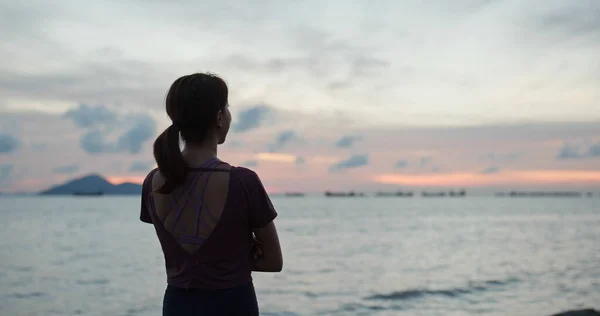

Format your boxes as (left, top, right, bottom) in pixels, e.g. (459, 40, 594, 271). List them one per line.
(216, 110, 223, 128)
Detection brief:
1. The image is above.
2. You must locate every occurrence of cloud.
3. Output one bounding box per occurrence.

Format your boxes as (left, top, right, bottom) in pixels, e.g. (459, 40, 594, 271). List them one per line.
(53, 164, 79, 174)
(505, 152, 523, 161)
(374, 170, 600, 188)
(481, 166, 499, 174)
(129, 160, 154, 172)
(327, 81, 350, 91)
(228, 140, 243, 148)
(0, 58, 168, 111)
(241, 160, 258, 167)
(481, 152, 523, 162)
(31, 143, 47, 152)
(63, 104, 119, 128)
(224, 30, 392, 83)
(0, 133, 19, 154)
(558, 140, 600, 159)
(81, 130, 114, 154)
(0, 164, 13, 183)
(254, 152, 296, 163)
(556, 142, 585, 159)
(350, 56, 391, 77)
(116, 115, 156, 154)
(420, 157, 432, 167)
(395, 160, 408, 168)
(79, 114, 156, 155)
(532, 1, 600, 42)
(268, 130, 300, 152)
(589, 141, 600, 157)
(233, 105, 272, 133)
(335, 135, 362, 148)
(61, 104, 157, 155)
(329, 154, 369, 172)
(110, 161, 123, 172)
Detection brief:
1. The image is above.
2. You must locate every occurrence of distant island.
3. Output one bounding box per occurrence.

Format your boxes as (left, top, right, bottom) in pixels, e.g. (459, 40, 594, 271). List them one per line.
(39, 174, 142, 195)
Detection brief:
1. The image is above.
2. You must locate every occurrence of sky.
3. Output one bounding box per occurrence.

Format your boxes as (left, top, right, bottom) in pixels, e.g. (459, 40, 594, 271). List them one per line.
(0, 0, 599, 194)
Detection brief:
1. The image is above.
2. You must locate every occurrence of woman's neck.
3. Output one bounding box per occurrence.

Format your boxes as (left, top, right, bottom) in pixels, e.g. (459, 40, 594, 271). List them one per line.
(182, 141, 218, 166)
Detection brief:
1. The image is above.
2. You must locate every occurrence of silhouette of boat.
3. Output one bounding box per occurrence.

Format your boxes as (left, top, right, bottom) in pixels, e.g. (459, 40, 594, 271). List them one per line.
(503, 191, 583, 197)
(421, 191, 446, 197)
(376, 191, 414, 197)
(449, 189, 466, 197)
(73, 191, 103, 196)
(284, 192, 305, 197)
(325, 191, 364, 197)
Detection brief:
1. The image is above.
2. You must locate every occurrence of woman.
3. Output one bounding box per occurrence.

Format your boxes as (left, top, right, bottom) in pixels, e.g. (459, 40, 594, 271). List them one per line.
(139, 73, 283, 315)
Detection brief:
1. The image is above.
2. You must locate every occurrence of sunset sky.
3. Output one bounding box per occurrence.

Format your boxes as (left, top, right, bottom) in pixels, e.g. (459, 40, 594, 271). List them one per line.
(0, 0, 599, 193)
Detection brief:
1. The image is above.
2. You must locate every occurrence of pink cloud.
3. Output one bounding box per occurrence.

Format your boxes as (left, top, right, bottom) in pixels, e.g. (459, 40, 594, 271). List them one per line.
(373, 170, 600, 187)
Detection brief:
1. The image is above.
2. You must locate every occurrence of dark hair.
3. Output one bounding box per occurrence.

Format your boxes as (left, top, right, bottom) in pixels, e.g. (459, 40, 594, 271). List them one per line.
(153, 73, 228, 194)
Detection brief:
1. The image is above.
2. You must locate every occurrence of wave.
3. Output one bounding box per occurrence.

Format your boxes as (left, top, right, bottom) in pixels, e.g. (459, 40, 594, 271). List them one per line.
(286, 268, 335, 275)
(261, 312, 301, 316)
(7, 291, 46, 299)
(340, 303, 388, 312)
(7, 265, 34, 272)
(328, 302, 411, 315)
(365, 277, 519, 301)
(76, 278, 110, 285)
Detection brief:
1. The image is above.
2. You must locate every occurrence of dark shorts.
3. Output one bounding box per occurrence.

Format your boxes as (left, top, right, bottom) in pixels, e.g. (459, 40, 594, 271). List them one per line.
(162, 282, 259, 316)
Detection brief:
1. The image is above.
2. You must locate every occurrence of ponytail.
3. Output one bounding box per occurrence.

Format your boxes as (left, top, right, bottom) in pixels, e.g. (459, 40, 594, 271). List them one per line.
(153, 124, 187, 194)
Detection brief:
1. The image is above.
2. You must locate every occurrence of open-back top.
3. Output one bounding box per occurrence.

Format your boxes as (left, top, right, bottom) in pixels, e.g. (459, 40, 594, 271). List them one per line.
(139, 157, 278, 289)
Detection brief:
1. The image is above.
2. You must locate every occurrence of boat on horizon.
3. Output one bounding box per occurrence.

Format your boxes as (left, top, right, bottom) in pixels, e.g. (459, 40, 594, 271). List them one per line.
(449, 189, 467, 197)
(421, 191, 447, 197)
(73, 191, 104, 196)
(284, 192, 305, 197)
(502, 191, 584, 197)
(324, 191, 365, 197)
(375, 191, 414, 197)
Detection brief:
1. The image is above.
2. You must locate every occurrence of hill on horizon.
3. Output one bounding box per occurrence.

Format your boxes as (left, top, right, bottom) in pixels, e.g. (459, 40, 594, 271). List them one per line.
(40, 174, 142, 195)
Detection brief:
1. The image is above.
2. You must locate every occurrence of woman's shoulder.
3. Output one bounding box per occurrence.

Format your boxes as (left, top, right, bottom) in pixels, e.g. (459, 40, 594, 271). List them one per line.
(229, 165, 264, 185)
(233, 164, 269, 178)
(144, 167, 160, 179)
(230, 165, 255, 176)
(142, 168, 161, 191)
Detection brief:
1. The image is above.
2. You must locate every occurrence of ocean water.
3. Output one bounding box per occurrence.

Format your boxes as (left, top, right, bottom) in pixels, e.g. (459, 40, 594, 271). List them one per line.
(0, 196, 599, 316)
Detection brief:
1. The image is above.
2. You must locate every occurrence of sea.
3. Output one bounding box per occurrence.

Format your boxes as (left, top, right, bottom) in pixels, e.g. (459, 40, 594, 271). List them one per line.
(0, 196, 599, 316)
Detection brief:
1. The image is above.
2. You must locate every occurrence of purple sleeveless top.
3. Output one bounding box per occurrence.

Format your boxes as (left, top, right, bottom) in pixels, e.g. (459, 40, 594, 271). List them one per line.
(139, 160, 278, 289)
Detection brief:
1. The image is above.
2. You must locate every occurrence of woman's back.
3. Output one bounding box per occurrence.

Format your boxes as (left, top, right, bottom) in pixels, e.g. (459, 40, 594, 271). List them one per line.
(140, 158, 278, 289)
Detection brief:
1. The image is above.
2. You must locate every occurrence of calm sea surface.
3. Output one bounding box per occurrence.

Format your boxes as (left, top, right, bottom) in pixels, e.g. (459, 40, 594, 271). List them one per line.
(1, 196, 599, 316)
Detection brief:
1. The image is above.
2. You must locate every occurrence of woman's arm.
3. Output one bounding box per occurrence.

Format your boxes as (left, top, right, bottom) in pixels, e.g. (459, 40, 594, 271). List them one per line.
(251, 221, 283, 272)
(239, 167, 283, 272)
